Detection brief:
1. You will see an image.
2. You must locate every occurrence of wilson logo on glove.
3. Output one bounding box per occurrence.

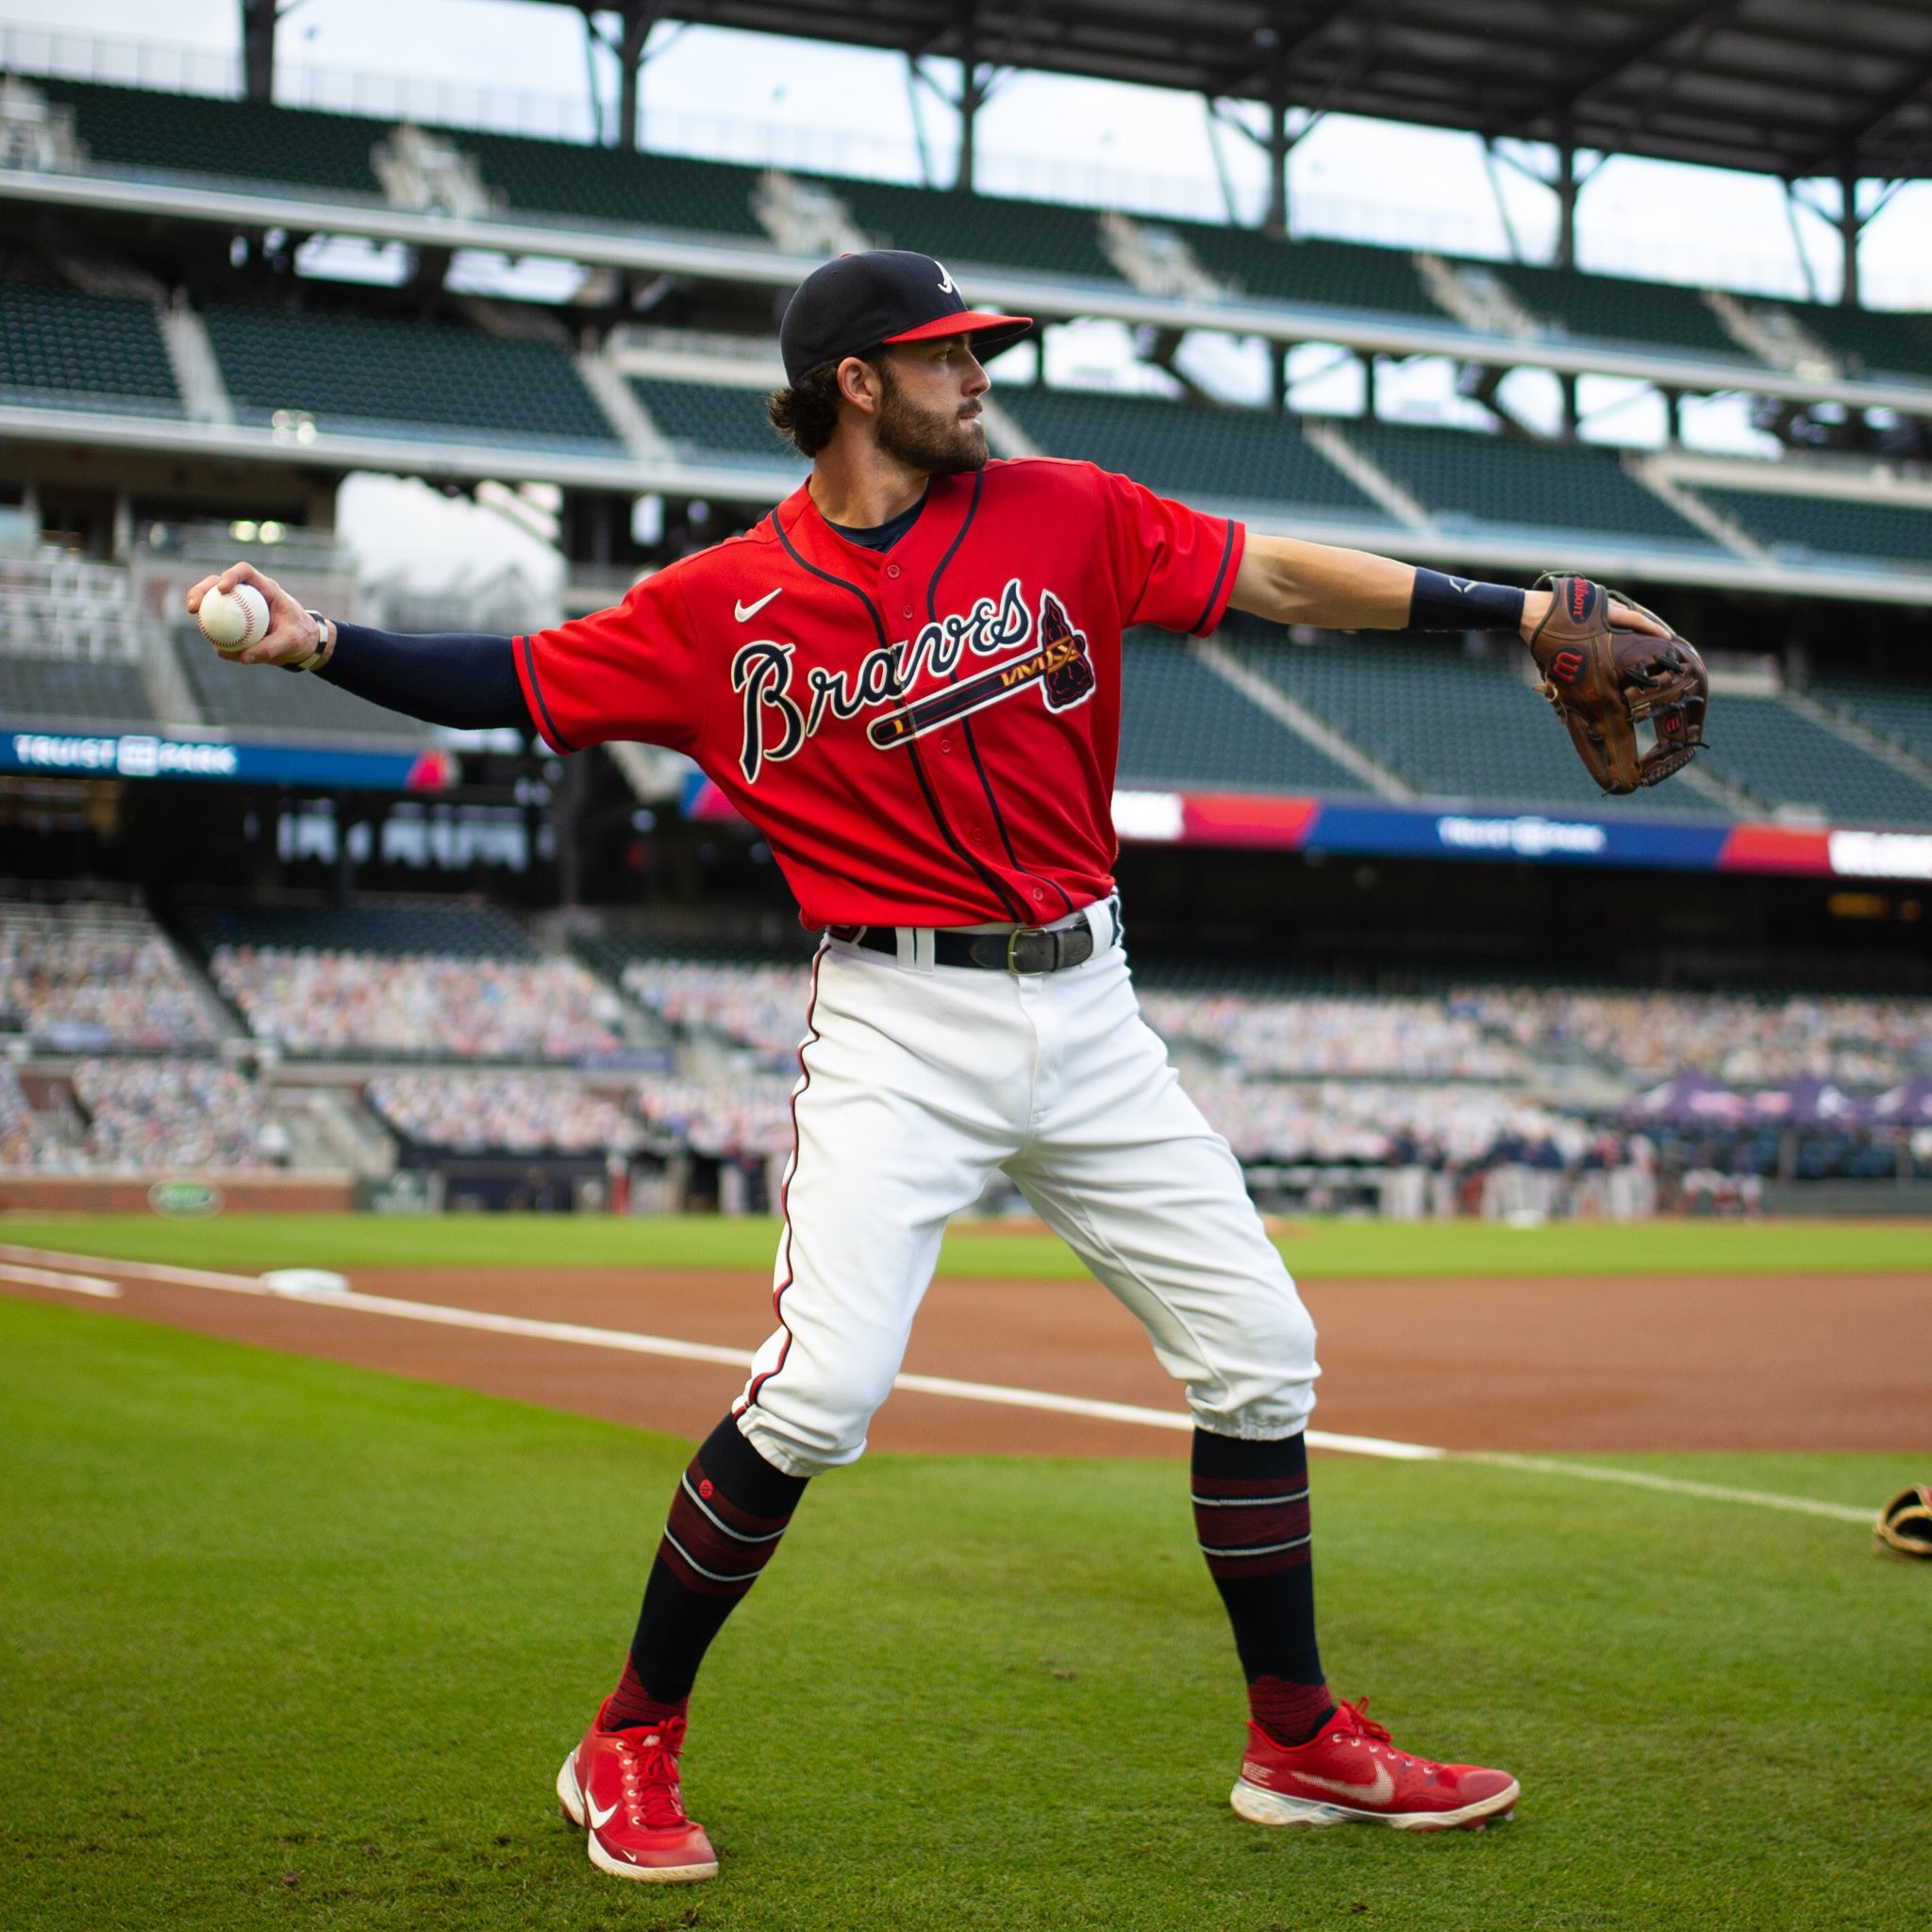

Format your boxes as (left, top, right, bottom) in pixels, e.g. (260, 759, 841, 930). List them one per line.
(1525, 573, 1708, 796)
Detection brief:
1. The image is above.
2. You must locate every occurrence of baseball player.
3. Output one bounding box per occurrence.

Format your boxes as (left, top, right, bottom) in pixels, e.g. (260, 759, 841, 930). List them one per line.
(192, 249, 1673, 1883)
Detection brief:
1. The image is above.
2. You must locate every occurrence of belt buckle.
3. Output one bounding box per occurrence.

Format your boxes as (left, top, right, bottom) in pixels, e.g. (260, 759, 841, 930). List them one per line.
(1006, 924, 1049, 974)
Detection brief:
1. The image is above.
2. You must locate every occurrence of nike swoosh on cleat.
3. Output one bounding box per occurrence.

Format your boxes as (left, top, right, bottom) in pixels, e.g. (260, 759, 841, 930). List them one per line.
(1291, 1763, 1397, 1807)
(587, 1794, 620, 1829)
(735, 589, 782, 622)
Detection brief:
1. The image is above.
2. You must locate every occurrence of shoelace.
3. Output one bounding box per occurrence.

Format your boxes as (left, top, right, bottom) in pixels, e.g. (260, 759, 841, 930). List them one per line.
(1335, 1697, 1419, 1770)
(616, 1722, 690, 1829)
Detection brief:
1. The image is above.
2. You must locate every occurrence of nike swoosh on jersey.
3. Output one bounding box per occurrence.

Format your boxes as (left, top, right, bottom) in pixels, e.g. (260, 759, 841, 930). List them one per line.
(1289, 1762, 1397, 1806)
(587, 1792, 620, 1829)
(735, 589, 782, 622)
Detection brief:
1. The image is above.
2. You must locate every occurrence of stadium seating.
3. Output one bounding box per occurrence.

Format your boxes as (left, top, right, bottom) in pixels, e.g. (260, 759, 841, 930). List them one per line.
(169, 624, 428, 740)
(823, 177, 1121, 284)
(0, 656, 156, 727)
(182, 900, 536, 958)
(1694, 488, 1932, 568)
(998, 388, 1391, 522)
(1228, 628, 1716, 811)
(204, 305, 619, 447)
(1178, 225, 1443, 319)
(1813, 677, 1932, 767)
(37, 76, 385, 198)
(634, 1072, 796, 1160)
(629, 377, 799, 467)
(0, 900, 217, 1049)
(1342, 419, 1712, 544)
(1487, 259, 1743, 360)
(367, 1071, 641, 1153)
(464, 131, 767, 238)
(0, 283, 180, 416)
(617, 954, 812, 1062)
(70, 1056, 282, 1169)
(1691, 693, 1932, 826)
(1779, 298, 1932, 381)
(1118, 631, 1371, 793)
(207, 943, 623, 1058)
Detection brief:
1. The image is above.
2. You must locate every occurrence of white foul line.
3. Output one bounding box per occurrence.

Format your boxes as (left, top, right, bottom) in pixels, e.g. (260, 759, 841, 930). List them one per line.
(1465, 1452, 1876, 1524)
(0, 1260, 124, 1299)
(0, 1243, 1885, 1520)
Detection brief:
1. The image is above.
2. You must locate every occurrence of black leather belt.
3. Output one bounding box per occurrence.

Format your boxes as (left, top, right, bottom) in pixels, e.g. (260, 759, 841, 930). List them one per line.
(831, 899, 1118, 974)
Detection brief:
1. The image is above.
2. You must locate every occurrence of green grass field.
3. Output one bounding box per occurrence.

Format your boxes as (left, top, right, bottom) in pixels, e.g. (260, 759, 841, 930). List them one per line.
(3, 1276, 1927, 1931)
(4, 1209, 1928, 1277)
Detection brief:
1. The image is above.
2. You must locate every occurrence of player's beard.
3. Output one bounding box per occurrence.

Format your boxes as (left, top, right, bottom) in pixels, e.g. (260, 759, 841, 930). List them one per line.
(873, 360, 989, 475)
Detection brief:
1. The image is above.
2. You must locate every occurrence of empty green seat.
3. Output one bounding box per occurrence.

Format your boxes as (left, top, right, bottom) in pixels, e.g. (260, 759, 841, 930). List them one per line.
(1489, 260, 1742, 359)
(1697, 489, 1932, 569)
(1232, 627, 1716, 814)
(1779, 301, 1932, 382)
(1813, 679, 1932, 765)
(204, 306, 617, 447)
(1000, 389, 1389, 522)
(822, 178, 1119, 285)
(40, 76, 385, 198)
(1180, 225, 1441, 319)
(631, 377, 799, 465)
(0, 285, 179, 415)
(1120, 631, 1371, 793)
(1345, 419, 1709, 544)
(170, 625, 426, 740)
(0, 656, 157, 727)
(465, 132, 765, 237)
(1694, 694, 1932, 827)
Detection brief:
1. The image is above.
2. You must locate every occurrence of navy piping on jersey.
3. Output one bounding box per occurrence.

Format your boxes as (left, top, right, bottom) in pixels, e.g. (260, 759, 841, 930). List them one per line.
(519, 633, 575, 752)
(773, 508, 1029, 923)
(928, 470, 1074, 919)
(1187, 519, 1238, 638)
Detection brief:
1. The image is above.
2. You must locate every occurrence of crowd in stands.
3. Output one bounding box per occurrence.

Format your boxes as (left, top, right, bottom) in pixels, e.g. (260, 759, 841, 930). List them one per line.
(69, 1058, 284, 1170)
(634, 1074, 796, 1161)
(368, 1072, 641, 1154)
(1465, 987, 1932, 1088)
(0, 906, 215, 1050)
(1141, 991, 1529, 1081)
(0, 1064, 73, 1168)
(619, 958, 809, 1062)
(209, 946, 624, 1059)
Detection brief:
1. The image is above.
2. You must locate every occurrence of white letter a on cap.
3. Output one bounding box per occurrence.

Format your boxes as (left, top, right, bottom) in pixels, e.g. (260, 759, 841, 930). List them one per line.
(934, 259, 956, 294)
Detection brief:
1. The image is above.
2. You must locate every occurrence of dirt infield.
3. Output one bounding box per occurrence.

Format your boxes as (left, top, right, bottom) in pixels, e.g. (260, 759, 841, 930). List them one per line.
(5, 1254, 1926, 1455)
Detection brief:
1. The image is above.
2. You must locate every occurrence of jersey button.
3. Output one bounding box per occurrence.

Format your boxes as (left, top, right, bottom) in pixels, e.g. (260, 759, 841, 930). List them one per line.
(1030, 888, 1046, 903)
(901, 605, 914, 619)
(940, 737, 954, 754)
(885, 562, 902, 579)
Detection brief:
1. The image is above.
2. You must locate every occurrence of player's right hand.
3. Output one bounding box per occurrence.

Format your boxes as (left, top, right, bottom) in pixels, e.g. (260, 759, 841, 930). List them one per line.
(185, 561, 325, 668)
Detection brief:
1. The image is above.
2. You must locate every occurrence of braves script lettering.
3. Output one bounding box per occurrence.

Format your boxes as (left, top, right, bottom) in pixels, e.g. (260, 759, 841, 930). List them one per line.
(732, 578, 1057, 784)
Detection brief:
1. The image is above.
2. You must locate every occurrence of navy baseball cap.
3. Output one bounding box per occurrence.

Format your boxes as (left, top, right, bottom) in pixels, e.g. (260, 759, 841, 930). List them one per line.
(779, 250, 1033, 385)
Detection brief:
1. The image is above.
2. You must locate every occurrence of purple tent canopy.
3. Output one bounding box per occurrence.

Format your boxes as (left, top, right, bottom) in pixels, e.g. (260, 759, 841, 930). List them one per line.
(1753, 1077, 1873, 1124)
(1630, 1072, 1751, 1124)
(1874, 1077, 1932, 1124)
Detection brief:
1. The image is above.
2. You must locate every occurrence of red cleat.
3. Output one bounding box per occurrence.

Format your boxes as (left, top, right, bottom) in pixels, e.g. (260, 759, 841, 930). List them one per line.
(557, 1703, 719, 1882)
(1231, 1696, 1519, 1832)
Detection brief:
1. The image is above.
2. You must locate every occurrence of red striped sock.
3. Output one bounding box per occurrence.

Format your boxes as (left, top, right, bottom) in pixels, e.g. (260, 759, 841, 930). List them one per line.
(599, 1655, 688, 1734)
(1248, 1674, 1336, 1747)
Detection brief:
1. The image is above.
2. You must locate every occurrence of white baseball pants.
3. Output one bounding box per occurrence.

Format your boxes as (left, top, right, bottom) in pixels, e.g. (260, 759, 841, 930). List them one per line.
(733, 904, 1320, 1476)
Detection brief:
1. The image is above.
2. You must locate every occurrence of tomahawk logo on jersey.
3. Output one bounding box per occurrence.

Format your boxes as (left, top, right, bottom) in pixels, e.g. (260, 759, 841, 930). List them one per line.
(512, 456, 1241, 931)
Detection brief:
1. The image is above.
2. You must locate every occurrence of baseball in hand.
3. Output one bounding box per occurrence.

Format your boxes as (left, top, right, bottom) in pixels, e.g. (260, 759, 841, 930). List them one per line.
(199, 583, 271, 656)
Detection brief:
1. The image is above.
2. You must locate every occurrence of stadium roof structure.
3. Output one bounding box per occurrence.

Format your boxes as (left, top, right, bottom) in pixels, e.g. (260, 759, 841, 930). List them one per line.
(509, 0, 1932, 184)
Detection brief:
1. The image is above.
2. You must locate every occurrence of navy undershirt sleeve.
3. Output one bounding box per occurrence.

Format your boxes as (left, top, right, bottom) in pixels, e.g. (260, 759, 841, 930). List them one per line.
(317, 623, 534, 733)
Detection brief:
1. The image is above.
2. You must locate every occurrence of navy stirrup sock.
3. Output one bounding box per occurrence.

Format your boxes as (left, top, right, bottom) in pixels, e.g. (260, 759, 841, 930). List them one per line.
(1191, 1426, 1335, 1746)
(609, 1415, 808, 1721)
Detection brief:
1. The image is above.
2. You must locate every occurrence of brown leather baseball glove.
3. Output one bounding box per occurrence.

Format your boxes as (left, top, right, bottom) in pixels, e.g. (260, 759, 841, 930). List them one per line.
(1875, 1484, 1932, 1559)
(1525, 574, 1708, 795)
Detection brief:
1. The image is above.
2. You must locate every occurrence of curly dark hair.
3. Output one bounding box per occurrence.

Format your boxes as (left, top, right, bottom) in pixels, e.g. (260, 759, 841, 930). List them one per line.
(767, 352, 883, 458)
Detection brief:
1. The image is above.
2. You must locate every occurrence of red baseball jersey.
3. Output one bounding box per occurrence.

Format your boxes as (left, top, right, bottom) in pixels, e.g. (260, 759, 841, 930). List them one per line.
(514, 458, 1244, 928)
